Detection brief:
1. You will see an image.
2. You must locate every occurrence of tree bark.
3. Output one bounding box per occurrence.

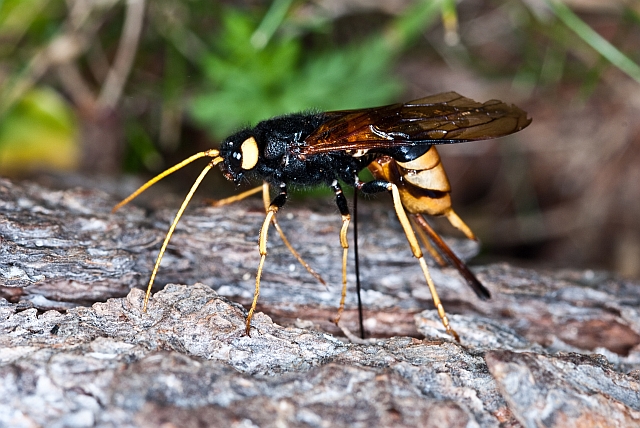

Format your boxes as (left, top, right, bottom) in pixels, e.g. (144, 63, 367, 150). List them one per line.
(1, 176, 639, 427)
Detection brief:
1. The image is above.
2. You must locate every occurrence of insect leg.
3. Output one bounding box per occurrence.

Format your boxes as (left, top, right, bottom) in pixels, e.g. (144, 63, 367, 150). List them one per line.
(330, 180, 351, 325)
(443, 208, 476, 241)
(358, 180, 459, 341)
(261, 183, 327, 287)
(208, 183, 326, 286)
(410, 216, 447, 267)
(205, 181, 326, 286)
(353, 188, 365, 339)
(207, 185, 263, 207)
(246, 185, 288, 335)
(411, 214, 490, 300)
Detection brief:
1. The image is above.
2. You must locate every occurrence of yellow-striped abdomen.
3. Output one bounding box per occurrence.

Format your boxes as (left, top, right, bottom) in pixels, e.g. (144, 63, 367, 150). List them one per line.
(367, 147, 476, 240)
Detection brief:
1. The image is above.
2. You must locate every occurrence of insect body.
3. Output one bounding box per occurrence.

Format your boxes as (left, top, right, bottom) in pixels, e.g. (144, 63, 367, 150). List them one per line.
(367, 147, 490, 302)
(114, 92, 531, 340)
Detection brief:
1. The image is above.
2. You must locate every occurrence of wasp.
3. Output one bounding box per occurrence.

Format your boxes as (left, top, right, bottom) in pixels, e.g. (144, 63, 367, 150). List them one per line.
(113, 92, 531, 340)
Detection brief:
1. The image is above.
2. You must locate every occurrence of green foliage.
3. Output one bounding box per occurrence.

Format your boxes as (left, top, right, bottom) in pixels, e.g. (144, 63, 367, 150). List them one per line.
(189, 9, 403, 140)
(123, 121, 162, 173)
(0, 0, 65, 55)
(0, 87, 79, 174)
(1, 0, 639, 176)
(546, 0, 640, 84)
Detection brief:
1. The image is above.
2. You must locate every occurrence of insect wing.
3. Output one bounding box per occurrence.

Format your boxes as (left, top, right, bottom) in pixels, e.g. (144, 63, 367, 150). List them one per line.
(299, 92, 531, 156)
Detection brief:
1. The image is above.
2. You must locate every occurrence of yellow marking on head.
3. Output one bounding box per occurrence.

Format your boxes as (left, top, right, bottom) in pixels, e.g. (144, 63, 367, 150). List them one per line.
(240, 137, 259, 170)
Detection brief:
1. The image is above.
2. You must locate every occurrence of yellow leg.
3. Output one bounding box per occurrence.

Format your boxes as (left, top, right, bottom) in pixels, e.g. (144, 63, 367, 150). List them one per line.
(261, 183, 327, 286)
(333, 214, 351, 325)
(206, 182, 325, 285)
(210, 182, 327, 286)
(410, 216, 447, 267)
(412, 213, 490, 301)
(262, 182, 270, 209)
(246, 207, 277, 335)
(207, 186, 263, 207)
(388, 184, 459, 341)
(444, 208, 476, 241)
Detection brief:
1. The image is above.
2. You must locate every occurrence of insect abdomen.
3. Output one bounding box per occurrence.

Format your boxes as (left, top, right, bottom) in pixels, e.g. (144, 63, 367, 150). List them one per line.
(367, 147, 476, 240)
(396, 146, 451, 193)
(367, 147, 453, 215)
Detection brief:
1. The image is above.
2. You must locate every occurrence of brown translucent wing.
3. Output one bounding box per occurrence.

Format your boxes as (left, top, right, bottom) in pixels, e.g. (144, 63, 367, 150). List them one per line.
(298, 92, 531, 155)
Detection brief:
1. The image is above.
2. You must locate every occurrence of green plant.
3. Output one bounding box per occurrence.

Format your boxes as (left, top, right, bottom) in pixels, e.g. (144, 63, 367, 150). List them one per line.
(189, 8, 404, 140)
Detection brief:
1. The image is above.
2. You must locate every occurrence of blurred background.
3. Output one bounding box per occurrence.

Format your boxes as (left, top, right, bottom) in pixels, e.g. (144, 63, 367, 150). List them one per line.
(1, 0, 639, 278)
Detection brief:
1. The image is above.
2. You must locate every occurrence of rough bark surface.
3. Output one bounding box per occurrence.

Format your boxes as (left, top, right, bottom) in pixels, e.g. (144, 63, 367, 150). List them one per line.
(1, 177, 640, 427)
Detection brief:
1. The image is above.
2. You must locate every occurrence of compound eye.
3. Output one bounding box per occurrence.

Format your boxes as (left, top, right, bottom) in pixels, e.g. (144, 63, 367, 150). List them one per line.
(240, 136, 259, 170)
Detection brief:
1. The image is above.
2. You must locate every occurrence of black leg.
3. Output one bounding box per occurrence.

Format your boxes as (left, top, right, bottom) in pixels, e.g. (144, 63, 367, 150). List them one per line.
(353, 187, 365, 339)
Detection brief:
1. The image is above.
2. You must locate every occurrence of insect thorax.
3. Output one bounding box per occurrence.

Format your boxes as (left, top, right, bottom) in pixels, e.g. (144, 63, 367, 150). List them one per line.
(248, 113, 362, 186)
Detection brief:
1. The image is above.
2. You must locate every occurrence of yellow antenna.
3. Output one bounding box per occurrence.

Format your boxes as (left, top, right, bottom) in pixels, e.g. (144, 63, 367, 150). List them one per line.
(112, 149, 221, 212)
(112, 149, 223, 311)
(143, 158, 222, 310)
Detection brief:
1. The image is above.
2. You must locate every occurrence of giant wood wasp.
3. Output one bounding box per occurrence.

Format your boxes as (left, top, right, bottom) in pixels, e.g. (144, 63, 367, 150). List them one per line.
(113, 92, 531, 340)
